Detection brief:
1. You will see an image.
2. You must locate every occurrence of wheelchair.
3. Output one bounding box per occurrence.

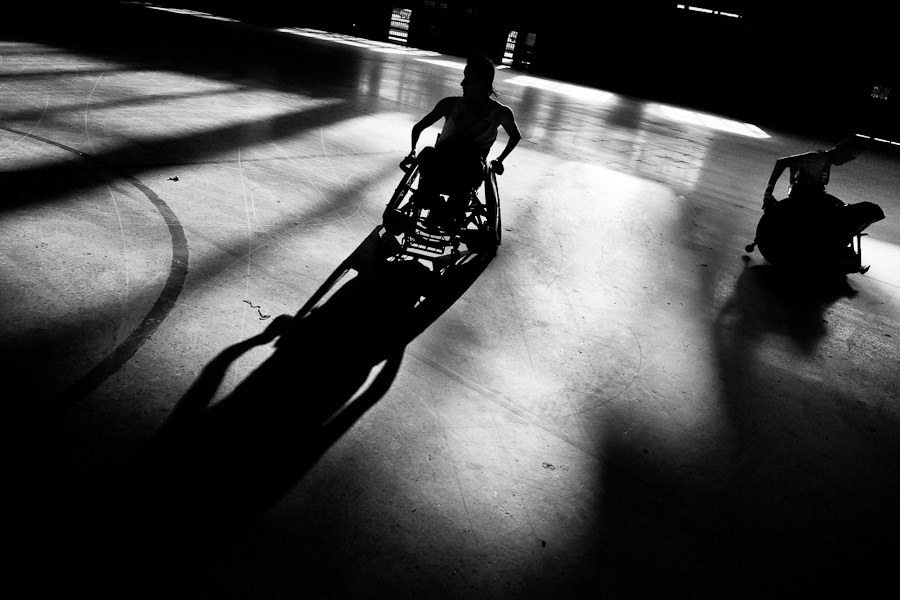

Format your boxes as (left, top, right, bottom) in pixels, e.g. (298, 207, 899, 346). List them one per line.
(289, 149, 503, 324)
(744, 195, 884, 275)
(380, 149, 502, 270)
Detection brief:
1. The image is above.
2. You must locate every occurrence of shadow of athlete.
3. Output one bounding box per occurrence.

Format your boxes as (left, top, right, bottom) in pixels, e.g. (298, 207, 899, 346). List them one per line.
(139, 260, 430, 522)
(64, 252, 494, 597)
(712, 257, 857, 451)
(590, 257, 885, 599)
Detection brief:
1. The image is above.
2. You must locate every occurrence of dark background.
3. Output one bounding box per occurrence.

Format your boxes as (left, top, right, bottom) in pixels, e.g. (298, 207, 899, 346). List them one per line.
(34, 0, 893, 142)
(3, 3, 898, 597)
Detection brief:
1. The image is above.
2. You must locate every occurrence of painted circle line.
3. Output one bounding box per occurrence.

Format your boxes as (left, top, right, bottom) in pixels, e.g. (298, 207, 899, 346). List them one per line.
(2, 126, 189, 420)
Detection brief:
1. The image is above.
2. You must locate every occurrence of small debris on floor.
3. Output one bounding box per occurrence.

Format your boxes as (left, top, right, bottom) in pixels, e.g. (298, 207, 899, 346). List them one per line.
(243, 299, 271, 320)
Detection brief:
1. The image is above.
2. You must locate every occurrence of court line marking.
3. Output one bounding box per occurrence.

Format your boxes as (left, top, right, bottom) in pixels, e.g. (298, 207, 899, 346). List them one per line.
(1, 125, 190, 421)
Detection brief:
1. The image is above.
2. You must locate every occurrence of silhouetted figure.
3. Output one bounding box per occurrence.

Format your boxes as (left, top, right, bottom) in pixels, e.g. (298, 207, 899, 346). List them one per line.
(408, 55, 521, 228)
(747, 137, 884, 274)
(762, 136, 863, 210)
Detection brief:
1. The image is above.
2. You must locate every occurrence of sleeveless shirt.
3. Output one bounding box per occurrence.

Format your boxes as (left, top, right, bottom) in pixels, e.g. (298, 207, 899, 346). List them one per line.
(438, 97, 505, 158)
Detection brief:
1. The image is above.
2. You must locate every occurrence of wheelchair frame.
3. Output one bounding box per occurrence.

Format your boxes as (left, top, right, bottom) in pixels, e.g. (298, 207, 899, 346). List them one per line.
(292, 153, 503, 322)
(380, 152, 502, 269)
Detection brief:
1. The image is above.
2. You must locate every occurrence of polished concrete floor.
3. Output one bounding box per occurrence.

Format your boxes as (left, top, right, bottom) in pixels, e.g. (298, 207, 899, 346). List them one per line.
(3, 5, 900, 599)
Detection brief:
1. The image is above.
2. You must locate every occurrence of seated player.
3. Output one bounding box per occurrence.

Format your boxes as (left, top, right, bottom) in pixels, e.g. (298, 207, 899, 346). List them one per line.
(408, 55, 521, 229)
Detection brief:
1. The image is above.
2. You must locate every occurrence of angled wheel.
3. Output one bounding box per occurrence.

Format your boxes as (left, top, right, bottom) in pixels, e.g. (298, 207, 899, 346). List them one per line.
(383, 157, 422, 235)
(483, 162, 501, 248)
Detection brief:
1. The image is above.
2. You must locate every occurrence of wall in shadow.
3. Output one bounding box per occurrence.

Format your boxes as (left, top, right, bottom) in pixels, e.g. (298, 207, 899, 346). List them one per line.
(14, 1, 892, 140)
(3, 2, 365, 98)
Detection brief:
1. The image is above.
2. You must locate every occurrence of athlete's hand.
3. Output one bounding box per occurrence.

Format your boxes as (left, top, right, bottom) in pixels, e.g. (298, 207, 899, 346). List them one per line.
(400, 152, 416, 172)
(491, 159, 505, 175)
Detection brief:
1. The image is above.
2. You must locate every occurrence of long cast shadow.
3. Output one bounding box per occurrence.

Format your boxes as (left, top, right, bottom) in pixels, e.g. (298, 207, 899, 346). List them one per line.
(713, 259, 859, 452)
(590, 258, 900, 598)
(2, 82, 244, 123)
(0, 157, 398, 440)
(0, 96, 353, 212)
(15, 233, 494, 598)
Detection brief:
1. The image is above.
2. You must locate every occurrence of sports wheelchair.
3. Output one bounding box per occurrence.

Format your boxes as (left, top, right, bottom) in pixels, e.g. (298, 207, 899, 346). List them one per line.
(744, 195, 884, 275)
(379, 150, 502, 269)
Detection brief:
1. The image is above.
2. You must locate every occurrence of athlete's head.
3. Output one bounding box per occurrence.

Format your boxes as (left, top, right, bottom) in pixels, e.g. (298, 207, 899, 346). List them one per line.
(461, 55, 496, 100)
(831, 136, 866, 165)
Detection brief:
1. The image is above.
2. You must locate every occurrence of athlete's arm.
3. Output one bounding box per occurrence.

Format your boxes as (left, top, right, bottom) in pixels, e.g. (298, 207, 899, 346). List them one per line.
(491, 107, 521, 174)
(411, 98, 454, 154)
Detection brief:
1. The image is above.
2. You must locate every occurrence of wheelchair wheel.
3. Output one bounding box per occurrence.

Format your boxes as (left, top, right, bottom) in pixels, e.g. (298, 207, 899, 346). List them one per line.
(484, 165, 501, 247)
(382, 159, 423, 235)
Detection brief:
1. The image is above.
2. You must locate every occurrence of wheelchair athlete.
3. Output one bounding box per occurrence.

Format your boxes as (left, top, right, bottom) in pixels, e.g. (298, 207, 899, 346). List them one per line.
(407, 55, 521, 230)
(753, 136, 883, 274)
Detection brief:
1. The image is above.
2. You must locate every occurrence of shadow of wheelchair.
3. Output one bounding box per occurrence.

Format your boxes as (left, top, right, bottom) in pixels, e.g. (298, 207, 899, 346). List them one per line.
(90, 230, 496, 593)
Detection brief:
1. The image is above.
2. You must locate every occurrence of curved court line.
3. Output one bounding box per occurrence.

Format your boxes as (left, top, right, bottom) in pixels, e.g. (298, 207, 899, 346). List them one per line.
(1, 125, 189, 418)
(0, 97, 48, 156)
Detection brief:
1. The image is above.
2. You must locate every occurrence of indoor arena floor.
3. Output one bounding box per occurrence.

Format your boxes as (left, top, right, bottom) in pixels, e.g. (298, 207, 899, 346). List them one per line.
(3, 5, 900, 599)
